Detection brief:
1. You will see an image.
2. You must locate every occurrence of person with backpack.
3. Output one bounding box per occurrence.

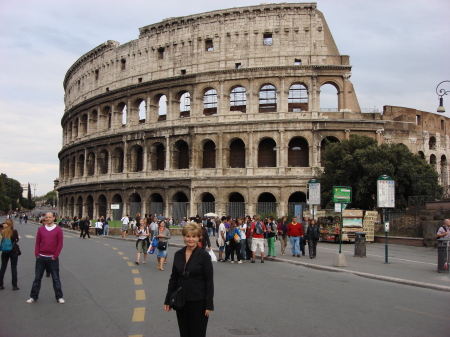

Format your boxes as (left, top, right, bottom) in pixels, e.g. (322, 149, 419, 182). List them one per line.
(436, 219, 450, 239)
(250, 215, 266, 263)
(0, 219, 20, 291)
(266, 216, 277, 258)
(306, 219, 320, 259)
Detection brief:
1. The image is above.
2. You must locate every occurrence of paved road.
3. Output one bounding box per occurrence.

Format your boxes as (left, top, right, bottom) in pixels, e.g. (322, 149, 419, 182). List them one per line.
(1, 219, 449, 337)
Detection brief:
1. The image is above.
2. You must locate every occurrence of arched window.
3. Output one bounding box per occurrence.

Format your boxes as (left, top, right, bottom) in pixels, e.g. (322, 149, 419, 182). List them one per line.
(91, 109, 98, 131)
(257, 193, 276, 214)
(87, 152, 95, 176)
(229, 139, 245, 168)
(80, 114, 88, 136)
(258, 138, 277, 167)
(86, 195, 94, 219)
(288, 84, 308, 112)
(203, 88, 217, 116)
(320, 83, 338, 112)
(130, 145, 144, 172)
(175, 141, 189, 169)
(227, 193, 245, 219)
(259, 84, 277, 113)
(429, 136, 436, 150)
(73, 118, 79, 138)
(118, 103, 127, 125)
(77, 154, 85, 176)
(230, 86, 246, 113)
(158, 95, 167, 121)
(70, 157, 75, 178)
(152, 143, 166, 171)
(98, 149, 109, 174)
(288, 137, 309, 167)
(138, 100, 146, 123)
(180, 92, 190, 118)
(98, 195, 107, 219)
(113, 148, 124, 173)
(202, 140, 216, 168)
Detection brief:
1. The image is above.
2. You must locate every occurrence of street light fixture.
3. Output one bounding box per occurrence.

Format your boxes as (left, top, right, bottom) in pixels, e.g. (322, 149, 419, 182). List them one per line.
(436, 80, 450, 113)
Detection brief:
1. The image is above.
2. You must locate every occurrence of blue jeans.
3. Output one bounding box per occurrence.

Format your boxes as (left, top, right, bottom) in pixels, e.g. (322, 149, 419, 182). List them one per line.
(240, 239, 247, 260)
(207, 227, 213, 237)
(103, 225, 109, 235)
(30, 257, 63, 301)
(290, 236, 300, 256)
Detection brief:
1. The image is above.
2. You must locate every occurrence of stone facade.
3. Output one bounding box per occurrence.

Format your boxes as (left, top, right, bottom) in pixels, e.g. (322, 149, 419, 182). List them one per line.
(57, 3, 449, 222)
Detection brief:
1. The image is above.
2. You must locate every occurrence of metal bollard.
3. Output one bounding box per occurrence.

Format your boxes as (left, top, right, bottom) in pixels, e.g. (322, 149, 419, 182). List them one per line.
(354, 232, 366, 257)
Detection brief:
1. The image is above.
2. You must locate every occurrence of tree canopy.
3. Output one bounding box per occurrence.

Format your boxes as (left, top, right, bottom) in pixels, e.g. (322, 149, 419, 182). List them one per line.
(318, 134, 442, 210)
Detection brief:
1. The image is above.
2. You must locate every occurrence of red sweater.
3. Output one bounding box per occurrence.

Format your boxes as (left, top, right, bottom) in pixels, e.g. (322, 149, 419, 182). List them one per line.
(287, 222, 304, 237)
(35, 225, 64, 259)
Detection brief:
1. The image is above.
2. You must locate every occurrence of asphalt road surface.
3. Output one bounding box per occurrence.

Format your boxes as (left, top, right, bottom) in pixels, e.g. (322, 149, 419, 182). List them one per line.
(1, 220, 449, 337)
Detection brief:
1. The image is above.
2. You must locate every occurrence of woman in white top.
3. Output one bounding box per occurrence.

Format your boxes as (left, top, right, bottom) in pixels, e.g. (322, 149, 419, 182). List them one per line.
(134, 219, 150, 265)
(237, 217, 247, 260)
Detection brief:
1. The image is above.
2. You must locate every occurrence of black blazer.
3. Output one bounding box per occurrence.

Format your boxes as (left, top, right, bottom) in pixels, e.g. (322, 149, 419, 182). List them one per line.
(164, 246, 214, 310)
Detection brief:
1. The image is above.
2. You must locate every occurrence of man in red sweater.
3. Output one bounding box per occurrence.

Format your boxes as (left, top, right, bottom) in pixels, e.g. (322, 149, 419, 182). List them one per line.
(287, 216, 304, 257)
(27, 212, 64, 303)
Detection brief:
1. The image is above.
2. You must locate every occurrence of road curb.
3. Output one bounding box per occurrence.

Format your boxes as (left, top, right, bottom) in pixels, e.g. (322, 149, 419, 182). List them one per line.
(32, 221, 450, 293)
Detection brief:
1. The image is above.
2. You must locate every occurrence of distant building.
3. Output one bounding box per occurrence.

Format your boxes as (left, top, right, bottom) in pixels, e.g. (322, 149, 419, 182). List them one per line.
(57, 3, 449, 221)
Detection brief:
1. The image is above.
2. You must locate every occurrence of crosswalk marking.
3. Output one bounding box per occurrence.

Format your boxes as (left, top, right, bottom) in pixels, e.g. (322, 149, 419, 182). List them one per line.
(134, 278, 142, 285)
(123, 257, 129, 260)
(132, 269, 139, 274)
(132, 308, 145, 322)
(135, 290, 145, 301)
(127, 262, 135, 267)
(118, 252, 124, 255)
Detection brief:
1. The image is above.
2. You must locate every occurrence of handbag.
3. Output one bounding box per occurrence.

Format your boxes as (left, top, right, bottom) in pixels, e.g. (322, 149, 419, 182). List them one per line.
(234, 233, 240, 242)
(158, 241, 167, 250)
(169, 287, 185, 310)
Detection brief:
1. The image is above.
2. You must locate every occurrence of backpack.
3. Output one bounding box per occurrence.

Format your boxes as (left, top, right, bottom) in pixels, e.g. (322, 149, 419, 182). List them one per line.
(255, 221, 263, 235)
(0, 237, 14, 253)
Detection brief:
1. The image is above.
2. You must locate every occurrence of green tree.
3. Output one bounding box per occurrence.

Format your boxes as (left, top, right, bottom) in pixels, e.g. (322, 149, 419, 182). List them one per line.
(45, 191, 58, 207)
(319, 135, 442, 210)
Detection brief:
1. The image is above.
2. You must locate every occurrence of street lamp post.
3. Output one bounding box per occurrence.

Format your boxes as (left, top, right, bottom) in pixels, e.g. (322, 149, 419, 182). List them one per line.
(436, 80, 450, 113)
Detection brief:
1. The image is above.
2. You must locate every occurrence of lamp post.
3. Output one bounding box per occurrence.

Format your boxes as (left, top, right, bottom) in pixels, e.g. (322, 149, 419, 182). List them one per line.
(436, 80, 450, 113)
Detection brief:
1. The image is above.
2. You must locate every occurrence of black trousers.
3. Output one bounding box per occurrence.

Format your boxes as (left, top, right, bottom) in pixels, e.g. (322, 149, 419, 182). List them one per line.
(308, 239, 318, 257)
(176, 300, 209, 337)
(0, 251, 19, 287)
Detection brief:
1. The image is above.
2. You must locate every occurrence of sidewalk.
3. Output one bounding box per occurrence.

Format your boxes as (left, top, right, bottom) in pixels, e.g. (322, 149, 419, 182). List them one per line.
(27, 220, 450, 293)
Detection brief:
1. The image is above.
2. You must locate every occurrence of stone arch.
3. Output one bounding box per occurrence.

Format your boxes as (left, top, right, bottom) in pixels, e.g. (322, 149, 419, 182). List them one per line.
(77, 153, 84, 177)
(319, 82, 340, 112)
(76, 195, 83, 218)
(80, 113, 88, 137)
(257, 192, 277, 215)
(69, 196, 75, 218)
(258, 138, 277, 167)
(288, 191, 307, 216)
(64, 158, 70, 179)
(149, 193, 164, 216)
(90, 109, 98, 131)
(132, 98, 146, 123)
(429, 136, 436, 150)
(441, 155, 448, 187)
(98, 149, 109, 174)
(150, 142, 165, 171)
(288, 137, 309, 167)
(116, 101, 127, 126)
(70, 156, 76, 178)
(227, 192, 245, 219)
(259, 84, 277, 113)
(418, 151, 425, 160)
(230, 85, 247, 113)
(288, 83, 308, 112)
(229, 138, 246, 168)
(202, 139, 216, 168)
(129, 192, 142, 218)
(86, 195, 94, 219)
(173, 140, 190, 169)
(100, 106, 111, 130)
(98, 194, 107, 219)
(112, 147, 124, 173)
(111, 193, 123, 220)
(203, 87, 218, 116)
(430, 154, 437, 165)
(87, 151, 96, 176)
(199, 192, 216, 215)
(73, 117, 79, 139)
(130, 144, 144, 172)
(172, 191, 189, 223)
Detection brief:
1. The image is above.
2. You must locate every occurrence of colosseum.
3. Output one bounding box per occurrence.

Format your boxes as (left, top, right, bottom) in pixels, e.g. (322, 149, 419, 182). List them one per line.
(58, 2, 449, 222)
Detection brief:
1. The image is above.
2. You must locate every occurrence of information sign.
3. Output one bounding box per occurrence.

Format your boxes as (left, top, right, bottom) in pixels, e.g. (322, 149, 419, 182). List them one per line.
(333, 186, 352, 203)
(377, 175, 395, 208)
(307, 179, 321, 205)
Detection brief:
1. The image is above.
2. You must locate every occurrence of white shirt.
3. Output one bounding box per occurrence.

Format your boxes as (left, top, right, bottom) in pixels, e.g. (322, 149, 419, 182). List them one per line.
(238, 223, 247, 240)
(121, 217, 130, 225)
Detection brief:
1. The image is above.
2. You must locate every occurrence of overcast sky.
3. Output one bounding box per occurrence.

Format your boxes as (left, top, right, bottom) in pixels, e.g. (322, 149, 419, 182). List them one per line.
(0, 0, 449, 197)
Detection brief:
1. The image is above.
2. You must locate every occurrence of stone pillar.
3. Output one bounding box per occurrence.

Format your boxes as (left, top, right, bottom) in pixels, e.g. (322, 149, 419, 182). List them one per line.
(248, 78, 257, 115)
(278, 76, 287, 112)
(165, 136, 171, 170)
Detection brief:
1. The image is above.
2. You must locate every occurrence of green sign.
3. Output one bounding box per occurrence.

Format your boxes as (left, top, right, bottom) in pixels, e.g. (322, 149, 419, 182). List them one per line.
(333, 186, 352, 203)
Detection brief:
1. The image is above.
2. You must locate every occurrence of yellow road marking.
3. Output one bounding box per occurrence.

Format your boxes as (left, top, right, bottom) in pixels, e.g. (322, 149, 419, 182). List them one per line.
(129, 335, 143, 337)
(112, 247, 118, 250)
(123, 257, 129, 260)
(134, 278, 143, 285)
(25, 235, 35, 238)
(118, 252, 124, 255)
(127, 262, 135, 266)
(103, 243, 110, 246)
(132, 269, 139, 274)
(132, 307, 145, 322)
(135, 290, 146, 300)
(395, 306, 450, 320)
(63, 235, 73, 238)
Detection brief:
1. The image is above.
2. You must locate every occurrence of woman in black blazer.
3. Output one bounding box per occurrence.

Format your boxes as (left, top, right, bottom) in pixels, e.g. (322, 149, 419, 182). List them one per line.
(164, 222, 214, 337)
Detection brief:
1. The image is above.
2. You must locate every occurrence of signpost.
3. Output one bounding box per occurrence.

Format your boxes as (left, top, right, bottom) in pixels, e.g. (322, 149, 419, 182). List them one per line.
(307, 179, 321, 220)
(377, 175, 395, 264)
(333, 186, 352, 267)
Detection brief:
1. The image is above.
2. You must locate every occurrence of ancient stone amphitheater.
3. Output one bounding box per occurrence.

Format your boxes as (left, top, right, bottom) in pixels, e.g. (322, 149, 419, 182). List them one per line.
(58, 2, 449, 222)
